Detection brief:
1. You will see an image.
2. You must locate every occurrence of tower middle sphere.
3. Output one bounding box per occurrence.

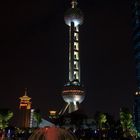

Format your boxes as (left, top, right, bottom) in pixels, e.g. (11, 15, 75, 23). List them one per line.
(64, 6, 84, 26)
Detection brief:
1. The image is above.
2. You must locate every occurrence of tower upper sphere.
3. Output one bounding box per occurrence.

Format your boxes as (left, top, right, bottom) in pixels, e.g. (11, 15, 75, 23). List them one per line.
(64, 0, 84, 26)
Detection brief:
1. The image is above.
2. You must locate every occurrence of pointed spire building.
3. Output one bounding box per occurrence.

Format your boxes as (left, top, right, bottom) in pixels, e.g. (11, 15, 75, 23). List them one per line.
(19, 88, 31, 128)
(61, 0, 85, 113)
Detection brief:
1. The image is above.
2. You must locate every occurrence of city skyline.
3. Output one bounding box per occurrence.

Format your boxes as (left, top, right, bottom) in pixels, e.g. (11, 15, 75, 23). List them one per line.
(0, 0, 135, 118)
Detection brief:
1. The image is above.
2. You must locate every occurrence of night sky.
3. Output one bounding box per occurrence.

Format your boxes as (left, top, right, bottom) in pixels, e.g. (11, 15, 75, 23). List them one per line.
(0, 0, 136, 119)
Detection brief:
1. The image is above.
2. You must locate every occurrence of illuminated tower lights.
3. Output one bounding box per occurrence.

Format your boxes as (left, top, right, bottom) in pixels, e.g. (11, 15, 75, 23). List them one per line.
(61, 0, 85, 114)
(132, 0, 140, 132)
(19, 88, 31, 110)
(19, 88, 32, 128)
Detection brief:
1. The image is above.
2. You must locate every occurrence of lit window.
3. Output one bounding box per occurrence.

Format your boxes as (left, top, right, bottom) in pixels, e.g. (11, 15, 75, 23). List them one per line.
(74, 74, 77, 79)
(74, 42, 79, 50)
(74, 61, 78, 69)
(74, 26, 79, 32)
(74, 71, 79, 80)
(74, 52, 79, 60)
(74, 33, 78, 41)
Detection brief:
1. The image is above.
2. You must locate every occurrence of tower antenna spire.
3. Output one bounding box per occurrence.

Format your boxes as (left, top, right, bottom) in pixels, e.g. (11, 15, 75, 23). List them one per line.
(24, 88, 28, 96)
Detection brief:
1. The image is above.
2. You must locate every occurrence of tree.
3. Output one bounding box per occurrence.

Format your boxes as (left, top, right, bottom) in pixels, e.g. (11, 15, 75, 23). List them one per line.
(105, 113, 117, 139)
(94, 112, 107, 130)
(33, 109, 42, 128)
(94, 112, 107, 139)
(120, 107, 137, 139)
(0, 109, 13, 129)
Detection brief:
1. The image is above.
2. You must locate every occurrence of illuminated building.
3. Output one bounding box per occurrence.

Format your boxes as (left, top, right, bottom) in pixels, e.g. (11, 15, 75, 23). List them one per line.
(30, 109, 35, 128)
(19, 88, 31, 128)
(49, 111, 57, 119)
(61, 0, 85, 113)
(132, 0, 140, 132)
(48, 110, 58, 124)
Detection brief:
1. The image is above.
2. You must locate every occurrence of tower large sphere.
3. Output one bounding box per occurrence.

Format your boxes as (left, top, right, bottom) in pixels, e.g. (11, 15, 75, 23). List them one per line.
(64, 7, 84, 26)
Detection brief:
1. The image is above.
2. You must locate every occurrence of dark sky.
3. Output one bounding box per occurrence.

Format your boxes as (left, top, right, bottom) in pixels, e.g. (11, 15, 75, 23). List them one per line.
(0, 0, 136, 119)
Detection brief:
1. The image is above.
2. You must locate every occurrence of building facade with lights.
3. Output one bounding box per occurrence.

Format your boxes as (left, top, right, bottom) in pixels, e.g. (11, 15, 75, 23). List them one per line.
(61, 0, 85, 114)
(19, 88, 32, 128)
(132, 0, 140, 132)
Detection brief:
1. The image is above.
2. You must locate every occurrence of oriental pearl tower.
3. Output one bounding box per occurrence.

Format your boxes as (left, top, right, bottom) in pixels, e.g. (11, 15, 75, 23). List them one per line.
(61, 0, 85, 114)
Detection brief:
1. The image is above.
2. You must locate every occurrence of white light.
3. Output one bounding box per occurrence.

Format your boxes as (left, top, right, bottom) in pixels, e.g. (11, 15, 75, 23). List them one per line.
(73, 20, 80, 26)
(66, 19, 81, 26)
